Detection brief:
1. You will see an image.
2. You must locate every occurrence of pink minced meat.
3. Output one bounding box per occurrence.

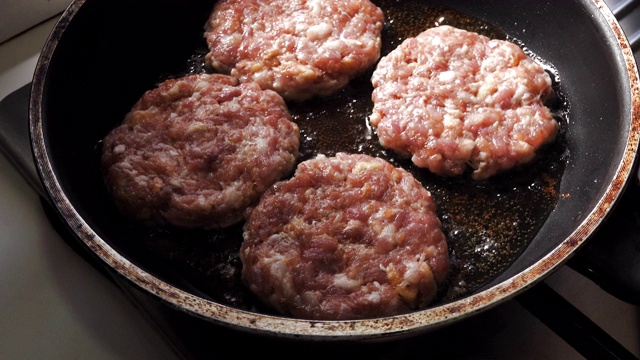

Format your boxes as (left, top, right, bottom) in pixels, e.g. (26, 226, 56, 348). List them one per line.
(241, 153, 449, 320)
(204, 0, 384, 102)
(370, 25, 558, 180)
(101, 73, 299, 229)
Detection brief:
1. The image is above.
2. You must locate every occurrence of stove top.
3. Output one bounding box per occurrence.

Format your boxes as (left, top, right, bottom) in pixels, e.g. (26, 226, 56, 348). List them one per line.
(0, 2, 639, 359)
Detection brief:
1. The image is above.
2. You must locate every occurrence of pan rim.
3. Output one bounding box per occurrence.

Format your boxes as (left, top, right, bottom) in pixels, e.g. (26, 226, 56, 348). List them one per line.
(28, 0, 640, 340)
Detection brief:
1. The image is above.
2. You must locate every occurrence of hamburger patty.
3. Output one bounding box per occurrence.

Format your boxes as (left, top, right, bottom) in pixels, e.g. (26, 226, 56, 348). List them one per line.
(204, 0, 384, 101)
(101, 73, 299, 229)
(370, 25, 558, 180)
(241, 153, 449, 320)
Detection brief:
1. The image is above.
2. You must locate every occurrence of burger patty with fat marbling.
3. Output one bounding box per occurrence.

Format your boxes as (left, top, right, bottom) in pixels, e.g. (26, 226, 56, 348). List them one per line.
(101, 73, 299, 229)
(370, 25, 558, 180)
(204, 0, 384, 101)
(241, 153, 449, 320)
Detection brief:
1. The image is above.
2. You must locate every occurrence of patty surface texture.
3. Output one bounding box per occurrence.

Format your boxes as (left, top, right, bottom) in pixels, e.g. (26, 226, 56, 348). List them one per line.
(101, 73, 299, 229)
(241, 153, 449, 320)
(204, 0, 384, 101)
(370, 25, 558, 180)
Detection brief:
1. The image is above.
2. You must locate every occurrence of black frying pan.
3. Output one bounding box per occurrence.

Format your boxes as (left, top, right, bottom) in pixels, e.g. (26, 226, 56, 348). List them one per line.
(29, 0, 640, 340)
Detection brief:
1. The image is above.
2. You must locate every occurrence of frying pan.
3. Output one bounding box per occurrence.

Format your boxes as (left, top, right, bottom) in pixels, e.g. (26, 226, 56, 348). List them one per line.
(28, 0, 640, 340)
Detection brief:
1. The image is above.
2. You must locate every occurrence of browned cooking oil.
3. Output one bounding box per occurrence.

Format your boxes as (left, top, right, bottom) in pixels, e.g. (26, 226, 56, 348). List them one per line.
(137, 0, 568, 314)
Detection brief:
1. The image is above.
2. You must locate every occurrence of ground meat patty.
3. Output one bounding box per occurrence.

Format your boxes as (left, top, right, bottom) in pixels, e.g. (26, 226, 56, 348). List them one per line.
(241, 153, 449, 320)
(101, 73, 299, 229)
(204, 0, 384, 102)
(370, 25, 558, 180)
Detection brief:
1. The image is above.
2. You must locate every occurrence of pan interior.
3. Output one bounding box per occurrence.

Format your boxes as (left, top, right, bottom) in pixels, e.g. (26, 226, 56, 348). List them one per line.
(34, 0, 633, 320)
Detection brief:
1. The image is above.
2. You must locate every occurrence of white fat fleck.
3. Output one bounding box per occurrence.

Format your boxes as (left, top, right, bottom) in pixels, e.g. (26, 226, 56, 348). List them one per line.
(379, 224, 397, 243)
(368, 209, 387, 226)
(512, 84, 529, 103)
(403, 260, 422, 280)
(221, 184, 244, 205)
(323, 39, 344, 52)
(477, 83, 495, 101)
(252, 68, 271, 86)
(476, 151, 489, 162)
(458, 91, 475, 104)
(187, 122, 207, 135)
(295, 22, 307, 33)
(438, 70, 456, 83)
(332, 211, 344, 224)
(344, 219, 361, 231)
(352, 160, 383, 174)
(481, 57, 500, 73)
(456, 44, 470, 56)
(308, 0, 323, 17)
(166, 82, 183, 97)
(282, 18, 296, 32)
(332, 274, 361, 290)
(307, 22, 333, 41)
(442, 114, 461, 129)
(193, 79, 211, 93)
(263, 252, 286, 266)
(113, 144, 126, 154)
(265, 253, 296, 297)
(338, 37, 364, 48)
(134, 175, 149, 184)
(250, 135, 269, 152)
(514, 140, 534, 155)
(459, 139, 475, 157)
(365, 291, 382, 303)
(300, 292, 320, 307)
(293, 65, 317, 81)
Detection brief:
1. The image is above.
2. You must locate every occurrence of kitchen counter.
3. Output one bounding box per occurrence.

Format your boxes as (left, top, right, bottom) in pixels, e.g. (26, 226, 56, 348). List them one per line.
(0, 17, 179, 360)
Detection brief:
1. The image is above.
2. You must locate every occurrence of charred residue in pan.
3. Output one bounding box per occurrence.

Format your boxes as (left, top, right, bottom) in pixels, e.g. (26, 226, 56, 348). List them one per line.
(110, 1, 569, 315)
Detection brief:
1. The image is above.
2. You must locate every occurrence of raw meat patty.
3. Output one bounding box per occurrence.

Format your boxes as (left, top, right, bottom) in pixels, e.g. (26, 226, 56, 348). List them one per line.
(241, 153, 449, 320)
(101, 73, 299, 229)
(370, 25, 558, 180)
(204, 0, 384, 101)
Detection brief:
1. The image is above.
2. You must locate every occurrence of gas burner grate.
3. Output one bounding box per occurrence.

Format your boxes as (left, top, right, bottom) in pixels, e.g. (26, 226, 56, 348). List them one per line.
(612, 0, 640, 19)
(515, 2, 640, 360)
(612, 0, 640, 51)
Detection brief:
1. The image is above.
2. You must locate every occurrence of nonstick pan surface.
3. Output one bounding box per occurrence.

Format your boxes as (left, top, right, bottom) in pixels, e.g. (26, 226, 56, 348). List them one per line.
(29, 0, 640, 339)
